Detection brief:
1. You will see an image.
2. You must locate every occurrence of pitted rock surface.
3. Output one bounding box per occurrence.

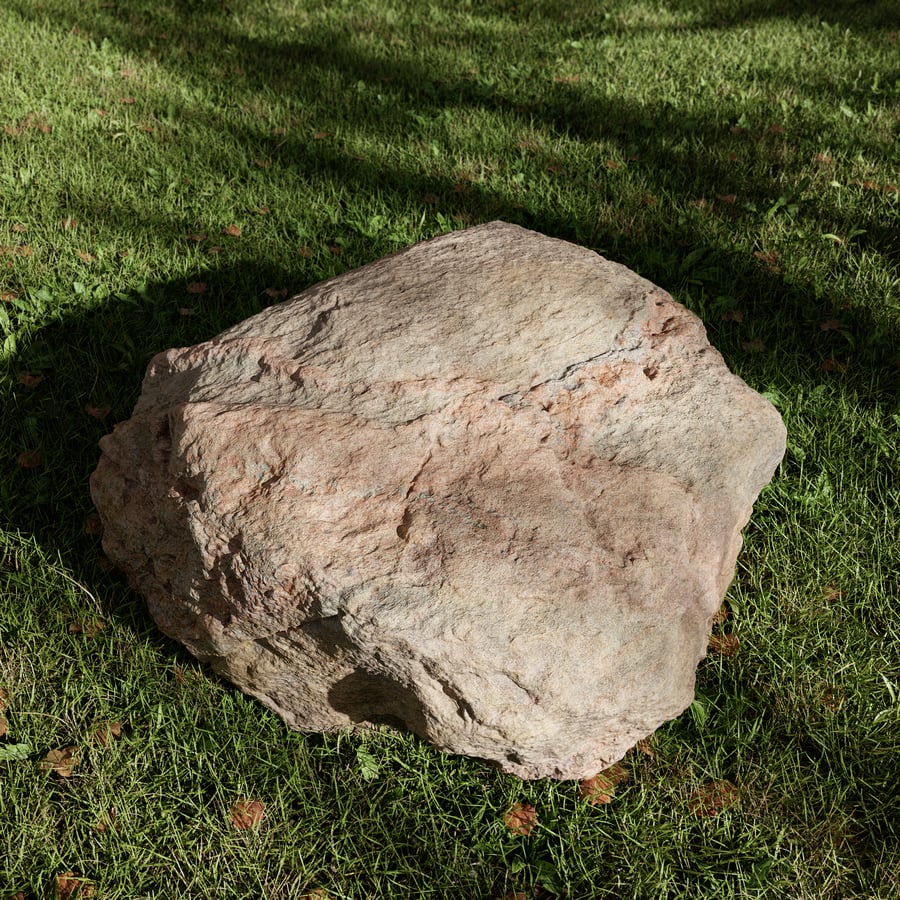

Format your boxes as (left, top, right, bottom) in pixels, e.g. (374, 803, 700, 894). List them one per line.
(90, 222, 786, 779)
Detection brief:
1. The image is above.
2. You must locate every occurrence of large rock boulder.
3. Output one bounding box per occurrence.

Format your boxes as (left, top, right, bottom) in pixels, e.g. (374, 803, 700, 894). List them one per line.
(90, 222, 785, 779)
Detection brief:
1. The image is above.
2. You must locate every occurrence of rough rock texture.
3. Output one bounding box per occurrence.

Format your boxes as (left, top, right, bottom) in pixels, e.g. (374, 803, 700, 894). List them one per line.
(90, 222, 786, 779)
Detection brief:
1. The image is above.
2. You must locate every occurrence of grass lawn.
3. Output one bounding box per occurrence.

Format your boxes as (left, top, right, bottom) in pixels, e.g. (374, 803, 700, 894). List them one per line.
(1, 0, 898, 897)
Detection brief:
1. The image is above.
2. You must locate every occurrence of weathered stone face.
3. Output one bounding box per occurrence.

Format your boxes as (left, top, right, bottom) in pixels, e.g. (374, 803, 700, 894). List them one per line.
(90, 222, 786, 779)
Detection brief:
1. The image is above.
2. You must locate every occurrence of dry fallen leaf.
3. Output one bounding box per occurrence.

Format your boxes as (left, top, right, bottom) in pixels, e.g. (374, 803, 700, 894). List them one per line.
(85, 404, 111, 419)
(0, 713, 7, 738)
(312, 131, 328, 140)
(68, 618, 106, 637)
(721, 308, 744, 323)
(222, 224, 242, 237)
(60, 218, 78, 230)
(56, 872, 96, 900)
(42, 746, 81, 778)
(17, 372, 44, 388)
(178, 307, 197, 317)
(688, 780, 739, 817)
(502, 801, 538, 836)
(77, 251, 96, 263)
(83, 513, 103, 535)
(93, 721, 122, 747)
(94, 807, 121, 833)
(741, 339, 766, 353)
(230, 798, 266, 830)
(18, 449, 42, 469)
(186, 232, 207, 242)
(634, 738, 655, 759)
(263, 287, 288, 299)
(708, 633, 740, 657)
(579, 762, 629, 805)
(823, 583, 846, 603)
(186, 281, 207, 294)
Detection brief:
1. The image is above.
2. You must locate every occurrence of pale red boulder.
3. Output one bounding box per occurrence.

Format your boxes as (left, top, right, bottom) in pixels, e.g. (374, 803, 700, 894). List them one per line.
(90, 222, 785, 779)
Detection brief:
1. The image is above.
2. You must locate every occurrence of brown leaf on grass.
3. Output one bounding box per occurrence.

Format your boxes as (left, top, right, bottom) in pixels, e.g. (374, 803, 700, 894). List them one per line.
(68, 618, 106, 636)
(422, 192, 439, 205)
(641, 194, 658, 206)
(298, 245, 313, 258)
(742, 339, 766, 353)
(222, 224, 242, 237)
(579, 762, 629, 805)
(119, 96, 135, 105)
(186, 281, 207, 294)
(708, 633, 740, 657)
(1, 291, 18, 302)
(0, 244, 32, 256)
(253, 159, 272, 168)
(42, 746, 81, 778)
(634, 738, 655, 759)
(721, 308, 744, 323)
(60, 218, 77, 230)
(55, 873, 95, 900)
(503, 801, 538, 836)
(230, 798, 266, 830)
(823, 583, 846, 603)
(711, 604, 730, 626)
(93, 721, 122, 747)
(251, 205, 271, 214)
(94, 807, 121, 833)
(312, 131, 329, 140)
(299, 891, 332, 900)
(5, 114, 52, 135)
(83, 513, 103, 535)
(186, 232, 207, 242)
(178, 307, 197, 316)
(812, 153, 832, 166)
(822, 358, 847, 373)
(688, 780, 739, 817)
(753, 249, 781, 274)
(328, 244, 343, 255)
(820, 684, 844, 711)
(0, 688, 8, 710)
(605, 159, 621, 169)
(17, 372, 44, 388)
(0, 713, 7, 738)
(553, 74, 580, 83)
(77, 251, 96, 263)
(263, 287, 288, 299)
(85, 404, 111, 419)
(766, 123, 785, 135)
(12, 223, 27, 233)
(729, 125, 745, 135)
(820, 319, 842, 332)
(717, 193, 737, 205)
(18, 449, 42, 469)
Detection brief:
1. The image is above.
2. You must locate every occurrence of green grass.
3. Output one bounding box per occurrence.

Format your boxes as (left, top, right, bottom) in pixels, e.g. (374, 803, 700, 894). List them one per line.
(1, 0, 898, 897)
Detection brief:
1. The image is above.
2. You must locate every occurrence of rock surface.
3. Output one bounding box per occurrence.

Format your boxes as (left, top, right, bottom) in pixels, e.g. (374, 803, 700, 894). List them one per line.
(90, 222, 786, 779)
